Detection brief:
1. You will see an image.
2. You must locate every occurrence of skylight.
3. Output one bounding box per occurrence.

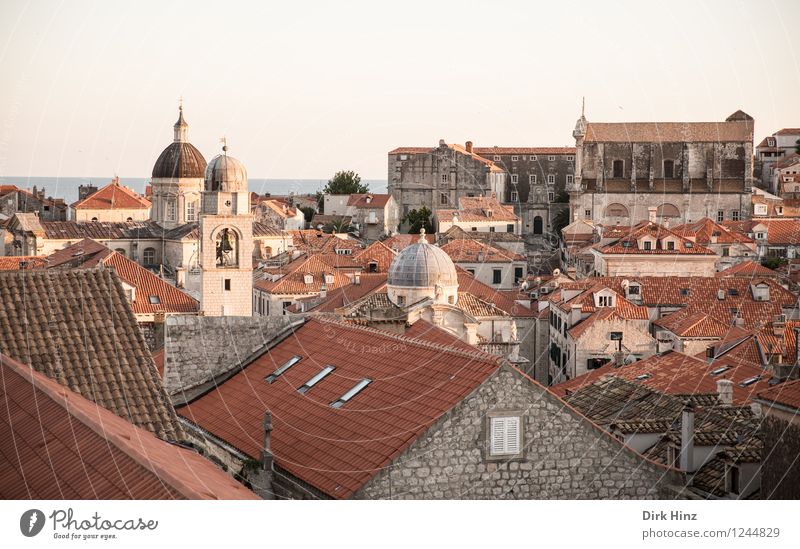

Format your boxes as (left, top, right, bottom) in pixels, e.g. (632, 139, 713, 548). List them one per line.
(739, 375, 762, 387)
(298, 365, 335, 394)
(331, 378, 371, 408)
(265, 355, 302, 383)
(149, 295, 161, 304)
(635, 374, 651, 381)
(710, 366, 730, 376)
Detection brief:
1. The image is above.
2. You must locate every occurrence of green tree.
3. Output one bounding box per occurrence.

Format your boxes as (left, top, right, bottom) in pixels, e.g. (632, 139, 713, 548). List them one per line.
(555, 190, 570, 203)
(402, 207, 434, 234)
(317, 170, 369, 211)
(299, 206, 315, 223)
(761, 257, 783, 270)
(552, 208, 571, 235)
(323, 216, 352, 234)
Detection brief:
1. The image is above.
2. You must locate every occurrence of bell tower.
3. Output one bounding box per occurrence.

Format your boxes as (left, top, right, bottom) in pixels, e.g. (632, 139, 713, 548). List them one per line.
(199, 142, 253, 316)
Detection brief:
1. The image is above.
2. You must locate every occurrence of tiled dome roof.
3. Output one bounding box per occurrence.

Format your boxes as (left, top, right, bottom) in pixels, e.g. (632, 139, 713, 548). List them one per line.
(388, 233, 458, 288)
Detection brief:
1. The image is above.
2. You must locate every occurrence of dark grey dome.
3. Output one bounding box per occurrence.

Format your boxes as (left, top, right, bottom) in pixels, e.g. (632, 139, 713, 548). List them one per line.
(152, 142, 207, 178)
(205, 153, 247, 192)
(388, 237, 458, 288)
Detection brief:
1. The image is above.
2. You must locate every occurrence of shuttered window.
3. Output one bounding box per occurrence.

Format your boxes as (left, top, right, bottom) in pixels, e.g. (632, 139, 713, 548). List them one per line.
(490, 416, 521, 456)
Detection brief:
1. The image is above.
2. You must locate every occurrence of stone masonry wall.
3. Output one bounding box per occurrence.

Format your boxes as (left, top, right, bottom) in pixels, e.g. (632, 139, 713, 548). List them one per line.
(163, 314, 300, 395)
(355, 365, 683, 499)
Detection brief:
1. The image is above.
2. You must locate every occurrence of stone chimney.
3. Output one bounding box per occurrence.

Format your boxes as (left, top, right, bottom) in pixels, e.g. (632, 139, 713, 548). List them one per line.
(570, 303, 582, 326)
(648, 207, 657, 223)
(773, 314, 786, 338)
(680, 404, 695, 472)
(716, 379, 734, 405)
(465, 141, 473, 153)
(354, 273, 361, 286)
(259, 410, 275, 498)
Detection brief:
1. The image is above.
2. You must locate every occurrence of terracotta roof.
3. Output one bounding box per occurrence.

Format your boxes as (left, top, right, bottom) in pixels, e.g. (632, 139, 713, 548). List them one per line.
(584, 119, 753, 143)
(775, 128, 800, 136)
(671, 218, 754, 245)
(456, 270, 536, 318)
(44, 239, 199, 315)
(0, 268, 183, 440)
(440, 238, 525, 263)
(595, 221, 716, 255)
(774, 153, 800, 169)
(312, 274, 388, 313)
(346, 194, 391, 209)
(72, 180, 151, 211)
(716, 260, 781, 279)
(436, 207, 518, 223)
(177, 318, 501, 499)
(438, 225, 524, 244)
(152, 348, 165, 377)
(472, 147, 576, 156)
(383, 233, 435, 250)
(654, 309, 750, 339)
(254, 255, 351, 295)
(253, 221, 283, 237)
(552, 351, 769, 405)
(756, 378, 800, 410)
(567, 306, 643, 339)
(258, 199, 298, 219)
(388, 147, 434, 154)
(39, 220, 164, 241)
(0, 256, 46, 270)
(0, 352, 256, 500)
(353, 240, 397, 272)
(456, 293, 510, 317)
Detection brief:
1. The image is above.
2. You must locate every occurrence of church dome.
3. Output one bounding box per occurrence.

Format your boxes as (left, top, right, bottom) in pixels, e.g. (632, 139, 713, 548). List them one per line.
(388, 233, 458, 288)
(152, 142, 207, 178)
(152, 106, 207, 179)
(204, 150, 248, 192)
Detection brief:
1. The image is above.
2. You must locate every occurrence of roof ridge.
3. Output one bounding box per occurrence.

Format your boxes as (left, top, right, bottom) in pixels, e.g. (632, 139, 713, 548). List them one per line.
(310, 317, 501, 364)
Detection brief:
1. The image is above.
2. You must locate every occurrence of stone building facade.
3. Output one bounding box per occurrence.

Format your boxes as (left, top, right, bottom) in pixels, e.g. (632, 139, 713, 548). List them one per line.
(353, 365, 683, 499)
(388, 141, 507, 218)
(569, 110, 754, 226)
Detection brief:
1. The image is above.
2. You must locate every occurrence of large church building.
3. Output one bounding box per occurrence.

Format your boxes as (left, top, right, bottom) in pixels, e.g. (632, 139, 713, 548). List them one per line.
(568, 109, 754, 226)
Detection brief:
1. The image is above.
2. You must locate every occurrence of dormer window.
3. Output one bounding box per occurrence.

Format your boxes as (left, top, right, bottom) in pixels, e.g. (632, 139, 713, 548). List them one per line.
(303, 273, 313, 284)
(325, 273, 335, 284)
(643, 241, 652, 251)
(666, 240, 675, 251)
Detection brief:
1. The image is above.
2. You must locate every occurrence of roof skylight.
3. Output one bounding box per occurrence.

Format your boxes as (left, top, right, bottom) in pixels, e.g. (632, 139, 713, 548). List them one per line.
(331, 378, 371, 408)
(265, 355, 302, 383)
(710, 366, 730, 376)
(739, 375, 762, 387)
(298, 365, 335, 394)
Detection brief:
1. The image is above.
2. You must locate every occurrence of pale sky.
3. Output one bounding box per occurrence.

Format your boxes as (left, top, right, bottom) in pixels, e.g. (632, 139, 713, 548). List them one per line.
(1, 0, 799, 180)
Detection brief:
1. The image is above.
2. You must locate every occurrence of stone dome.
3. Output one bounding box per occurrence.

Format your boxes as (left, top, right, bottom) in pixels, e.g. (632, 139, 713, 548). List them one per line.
(204, 151, 248, 192)
(388, 233, 458, 288)
(152, 142, 207, 178)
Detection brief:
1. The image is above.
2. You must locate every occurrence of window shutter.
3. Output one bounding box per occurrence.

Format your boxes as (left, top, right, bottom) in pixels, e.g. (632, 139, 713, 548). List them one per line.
(491, 416, 521, 455)
(491, 417, 506, 455)
(505, 417, 520, 454)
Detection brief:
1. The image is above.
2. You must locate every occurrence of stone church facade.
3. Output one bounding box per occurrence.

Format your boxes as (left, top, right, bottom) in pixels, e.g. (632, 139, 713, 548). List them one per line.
(569, 109, 755, 226)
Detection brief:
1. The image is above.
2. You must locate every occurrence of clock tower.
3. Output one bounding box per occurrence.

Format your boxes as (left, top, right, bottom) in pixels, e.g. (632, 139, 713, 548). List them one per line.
(199, 143, 253, 316)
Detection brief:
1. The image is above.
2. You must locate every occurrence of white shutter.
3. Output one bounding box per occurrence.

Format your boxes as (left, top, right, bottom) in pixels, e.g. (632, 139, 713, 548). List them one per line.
(505, 417, 520, 454)
(491, 416, 521, 455)
(491, 417, 506, 455)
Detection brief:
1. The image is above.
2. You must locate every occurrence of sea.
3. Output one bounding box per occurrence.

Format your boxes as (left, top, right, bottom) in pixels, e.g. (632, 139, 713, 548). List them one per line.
(0, 176, 389, 205)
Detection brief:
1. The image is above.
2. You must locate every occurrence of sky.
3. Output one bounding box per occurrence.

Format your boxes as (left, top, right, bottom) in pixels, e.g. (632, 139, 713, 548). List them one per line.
(0, 0, 799, 181)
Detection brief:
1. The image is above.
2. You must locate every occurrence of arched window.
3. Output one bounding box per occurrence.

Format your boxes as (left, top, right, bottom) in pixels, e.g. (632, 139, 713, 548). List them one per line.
(143, 247, 156, 266)
(604, 203, 629, 218)
(656, 203, 680, 218)
(663, 159, 674, 178)
(215, 228, 239, 268)
(91, 217, 98, 222)
(126, 217, 133, 222)
(533, 216, 543, 234)
(612, 160, 624, 178)
(114, 248, 126, 257)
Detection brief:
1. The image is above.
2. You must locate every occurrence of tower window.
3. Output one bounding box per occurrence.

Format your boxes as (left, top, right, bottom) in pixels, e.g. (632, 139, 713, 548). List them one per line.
(167, 200, 176, 221)
(612, 160, 624, 178)
(663, 159, 674, 178)
(493, 269, 502, 284)
(186, 201, 197, 222)
(143, 247, 156, 266)
(224, 279, 231, 291)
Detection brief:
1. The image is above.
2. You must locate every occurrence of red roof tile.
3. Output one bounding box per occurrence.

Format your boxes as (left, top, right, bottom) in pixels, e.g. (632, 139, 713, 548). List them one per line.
(585, 120, 753, 143)
(716, 260, 781, 279)
(472, 147, 575, 156)
(440, 238, 526, 263)
(177, 318, 501, 499)
(72, 179, 151, 210)
(757, 378, 800, 410)
(0, 352, 258, 500)
(551, 351, 769, 405)
(0, 256, 46, 270)
(671, 218, 754, 245)
(346, 194, 391, 209)
(254, 254, 352, 295)
(596, 221, 716, 255)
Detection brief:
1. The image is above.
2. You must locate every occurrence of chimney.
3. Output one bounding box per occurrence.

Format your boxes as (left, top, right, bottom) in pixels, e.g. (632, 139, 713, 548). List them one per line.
(465, 141, 473, 153)
(716, 379, 734, 405)
(570, 303, 582, 326)
(680, 404, 695, 472)
(717, 289, 725, 300)
(648, 207, 657, 223)
(477, 251, 485, 262)
(439, 138, 446, 147)
(773, 314, 786, 337)
(613, 350, 624, 367)
(354, 273, 361, 286)
(259, 411, 275, 499)
(733, 314, 745, 329)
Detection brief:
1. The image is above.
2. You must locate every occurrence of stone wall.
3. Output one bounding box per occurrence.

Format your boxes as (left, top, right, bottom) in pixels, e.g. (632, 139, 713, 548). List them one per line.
(163, 314, 300, 395)
(354, 365, 684, 499)
(760, 413, 800, 499)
